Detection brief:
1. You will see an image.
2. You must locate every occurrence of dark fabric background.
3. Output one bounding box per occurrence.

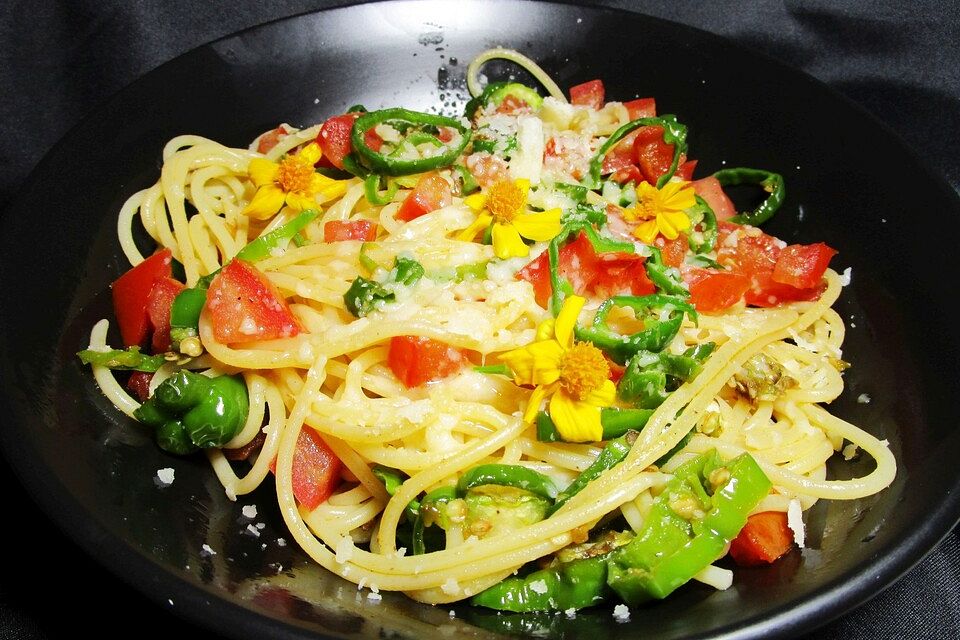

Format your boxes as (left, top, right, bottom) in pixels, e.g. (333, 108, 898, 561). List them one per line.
(1, 1, 958, 638)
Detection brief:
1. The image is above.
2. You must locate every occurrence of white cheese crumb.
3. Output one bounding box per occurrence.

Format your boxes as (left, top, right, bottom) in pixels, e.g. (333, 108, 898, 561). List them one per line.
(441, 577, 461, 595)
(336, 536, 356, 563)
(857, 393, 871, 404)
(367, 592, 382, 602)
(241, 505, 257, 519)
(787, 499, 806, 548)
(255, 522, 265, 530)
(396, 547, 407, 558)
(201, 544, 217, 557)
(246, 524, 261, 538)
(155, 468, 175, 486)
(565, 607, 577, 619)
(529, 579, 548, 595)
(277, 538, 287, 547)
(839, 267, 852, 286)
(842, 443, 859, 460)
(613, 604, 631, 622)
(168, 598, 174, 606)
(449, 609, 456, 618)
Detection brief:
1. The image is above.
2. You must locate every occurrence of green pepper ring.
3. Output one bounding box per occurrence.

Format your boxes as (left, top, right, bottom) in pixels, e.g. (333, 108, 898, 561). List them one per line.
(350, 108, 472, 176)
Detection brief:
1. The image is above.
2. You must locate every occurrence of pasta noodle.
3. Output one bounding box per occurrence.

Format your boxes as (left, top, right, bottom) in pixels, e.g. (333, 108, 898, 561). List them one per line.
(82, 50, 895, 611)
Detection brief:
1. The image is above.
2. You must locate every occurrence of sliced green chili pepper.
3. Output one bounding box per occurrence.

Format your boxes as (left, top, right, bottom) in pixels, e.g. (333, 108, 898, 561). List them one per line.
(236, 209, 319, 262)
(390, 255, 425, 286)
(134, 370, 248, 454)
(549, 430, 639, 515)
(584, 115, 688, 190)
(340, 152, 370, 178)
(412, 486, 457, 555)
(474, 363, 512, 376)
(457, 464, 558, 501)
(617, 345, 714, 410)
(346, 104, 367, 113)
(687, 195, 718, 255)
(574, 294, 697, 364)
(714, 167, 785, 227)
(77, 346, 166, 372)
(464, 82, 543, 120)
(454, 260, 488, 280)
(351, 108, 471, 176)
(452, 164, 479, 195)
(606, 450, 771, 603)
(363, 174, 399, 206)
(343, 276, 395, 317)
(358, 242, 382, 274)
(645, 246, 689, 296)
(554, 182, 588, 204)
(582, 225, 635, 254)
(471, 554, 609, 612)
(372, 465, 420, 522)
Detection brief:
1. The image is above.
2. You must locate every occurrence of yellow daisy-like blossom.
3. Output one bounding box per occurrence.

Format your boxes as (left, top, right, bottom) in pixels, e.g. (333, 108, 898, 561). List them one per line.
(243, 143, 348, 220)
(456, 178, 562, 259)
(500, 295, 616, 442)
(622, 180, 697, 244)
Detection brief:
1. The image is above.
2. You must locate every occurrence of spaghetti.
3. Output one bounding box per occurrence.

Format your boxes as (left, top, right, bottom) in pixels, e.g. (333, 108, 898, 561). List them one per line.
(81, 50, 896, 610)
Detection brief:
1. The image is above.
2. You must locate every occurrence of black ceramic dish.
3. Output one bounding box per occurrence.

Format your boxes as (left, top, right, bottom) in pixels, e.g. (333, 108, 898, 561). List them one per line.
(2, 1, 959, 638)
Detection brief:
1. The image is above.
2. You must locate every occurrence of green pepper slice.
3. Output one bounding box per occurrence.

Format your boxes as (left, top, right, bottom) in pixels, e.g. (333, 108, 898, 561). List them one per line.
(714, 167, 785, 227)
(584, 116, 688, 190)
(457, 464, 558, 501)
(350, 108, 471, 176)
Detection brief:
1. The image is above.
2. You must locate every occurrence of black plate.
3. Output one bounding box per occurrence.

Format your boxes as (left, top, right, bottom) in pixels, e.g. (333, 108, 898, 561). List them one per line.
(2, 1, 959, 638)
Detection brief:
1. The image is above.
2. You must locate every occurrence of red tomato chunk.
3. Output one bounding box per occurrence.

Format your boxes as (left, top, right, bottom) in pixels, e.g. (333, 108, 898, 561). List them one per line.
(323, 220, 377, 242)
(395, 173, 452, 222)
(111, 248, 174, 348)
(729, 511, 795, 566)
(146, 277, 185, 352)
(205, 260, 300, 344)
(388, 336, 465, 388)
(569, 79, 605, 110)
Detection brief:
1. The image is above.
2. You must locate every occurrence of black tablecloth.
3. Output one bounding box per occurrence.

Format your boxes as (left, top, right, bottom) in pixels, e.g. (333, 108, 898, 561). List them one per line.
(1, 1, 958, 638)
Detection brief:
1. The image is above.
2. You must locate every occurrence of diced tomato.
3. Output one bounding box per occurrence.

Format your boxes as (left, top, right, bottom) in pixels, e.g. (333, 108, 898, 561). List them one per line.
(111, 248, 174, 348)
(729, 511, 795, 566)
(395, 173, 452, 222)
(466, 152, 511, 189)
(611, 165, 644, 185)
(569, 79, 605, 110)
(388, 336, 465, 388)
(495, 95, 530, 115)
(437, 126, 456, 143)
(591, 252, 655, 299)
(632, 126, 675, 185)
(316, 113, 384, 170)
(323, 220, 377, 242)
(256, 125, 288, 154)
(289, 427, 343, 510)
(623, 97, 656, 120)
(716, 230, 782, 274)
(126, 371, 153, 402)
(606, 359, 626, 384)
(205, 259, 300, 344)
(146, 277, 185, 352)
(693, 177, 736, 221)
(223, 429, 267, 462)
(675, 158, 698, 181)
(655, 234, 689, 269)
(744, 271, 825, 307)
(602, 129, 640, 175)
(685, 267, 751, 313)
(772, 243, 838, 289)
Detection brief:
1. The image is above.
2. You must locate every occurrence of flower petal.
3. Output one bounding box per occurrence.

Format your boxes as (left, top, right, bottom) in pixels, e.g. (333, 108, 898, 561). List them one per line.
(582, 378, 617, 408)
(285, 190, 317, 212)
(297, 142, 323, 165)
(456, 214, 493, 242)
(657, 210, 691, 240)
(317, 180, 350, 203)
(536, 318, 556, 342)
(243, 184, 286, 219)
(491, 222, 530, 259)
(500, 339, 564, 386)
(248, 158, 279, 187)
(514, 178, 531, 208)
(523, 383, 551, 424)
(511, 208, 562, 242)
(554, 295, 585, 347)
(632, 219, 659, 244)
(663, 182, 696, 211)
(463, 193, 488, 212)
(549, 390, 604, 442)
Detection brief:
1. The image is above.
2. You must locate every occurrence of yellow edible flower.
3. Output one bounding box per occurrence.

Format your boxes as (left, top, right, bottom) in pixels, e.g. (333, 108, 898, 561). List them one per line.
(457, 178, 562, 259)
(622, 181, 696, 244)
(243, 143, 348, 219)
(500, 295, 615, 442)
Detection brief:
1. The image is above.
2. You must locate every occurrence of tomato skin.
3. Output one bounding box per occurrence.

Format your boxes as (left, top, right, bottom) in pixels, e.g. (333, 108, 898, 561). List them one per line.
(623, 97, 656, 120)
(675, 158, 698, 181)
(693, 177, 736, 221)
(256, 125, 288, 154)
(146, 277, 185, 352)
(601, 129, 640, 175)
(388, 336, 465, 388)
(290, 427, 343, 510)
(729, 511, 794, 566)
(632, 126, 675, 185)
(591, 252, 655, 299)
(744, 271, 825, 307)
(495, 95, 530, 115)
(112, 248, 174, 347)
(772, 243, 838, 289)
(685, 268, 751, 313)
(569, 79, 605, 109)
(395, 173, 452, 222)
(655, 234, 689, 269)
(611, 165, 644, 185)
(323, 220, 377, 242)
(316, 114, 383, 169)
(205, 259, 300, 344)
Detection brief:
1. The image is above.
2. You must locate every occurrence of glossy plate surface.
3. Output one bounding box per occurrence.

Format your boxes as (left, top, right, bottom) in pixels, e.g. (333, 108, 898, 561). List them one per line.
(2, 1, 959, 638)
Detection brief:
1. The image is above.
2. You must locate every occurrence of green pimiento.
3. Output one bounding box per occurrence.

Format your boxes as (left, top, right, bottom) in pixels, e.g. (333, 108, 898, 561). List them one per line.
(471, 554, 610, 612)
(457, 464, 558, 501)
(236, 209, 319, 262)
(550, 430, 639, 515)
(342, 254, 426, 317)
(617, 343, 716, 410)
(133, 370, 248, 454)
(464, 81, 543, 120)
(350, 108, 471, 176)
(77, 346, 166, 372)
(714, 167, 785, 227)
(584, 115, 688, 190)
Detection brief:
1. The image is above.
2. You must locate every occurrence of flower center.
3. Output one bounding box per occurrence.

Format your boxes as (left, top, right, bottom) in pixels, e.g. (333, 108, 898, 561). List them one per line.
(558, 342, 610, 400)
(276, 155, 315, 193)
(627, 194, 658, 222)
(487, 180, 525, 222)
